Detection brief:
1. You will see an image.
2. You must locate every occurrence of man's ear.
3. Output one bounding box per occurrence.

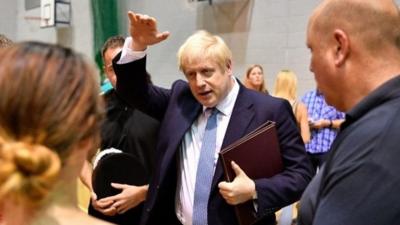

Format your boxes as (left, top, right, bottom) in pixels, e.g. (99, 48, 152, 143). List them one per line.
(226, 59, 233, 75)
(333, 29, 349, 67)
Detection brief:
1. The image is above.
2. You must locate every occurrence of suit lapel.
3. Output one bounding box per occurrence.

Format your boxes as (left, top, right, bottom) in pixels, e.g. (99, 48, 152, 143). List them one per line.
(211, 86, 255, 190)
(159, 91, 202, 181)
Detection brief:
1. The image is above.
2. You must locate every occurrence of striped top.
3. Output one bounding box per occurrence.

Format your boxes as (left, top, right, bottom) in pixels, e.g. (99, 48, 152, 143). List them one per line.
(301, 90, 345, 154)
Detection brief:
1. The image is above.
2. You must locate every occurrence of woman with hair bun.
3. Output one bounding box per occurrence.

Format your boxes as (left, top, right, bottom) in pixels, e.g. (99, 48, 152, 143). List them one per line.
(0, 42, 112, 225)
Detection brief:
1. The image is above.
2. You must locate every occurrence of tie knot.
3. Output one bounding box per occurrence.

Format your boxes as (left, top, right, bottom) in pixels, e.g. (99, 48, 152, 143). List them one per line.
(206, 107, 218, 116)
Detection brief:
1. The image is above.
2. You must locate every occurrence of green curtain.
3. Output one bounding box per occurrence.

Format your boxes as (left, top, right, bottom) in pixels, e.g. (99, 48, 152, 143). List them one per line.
(91, 0, 120, 83)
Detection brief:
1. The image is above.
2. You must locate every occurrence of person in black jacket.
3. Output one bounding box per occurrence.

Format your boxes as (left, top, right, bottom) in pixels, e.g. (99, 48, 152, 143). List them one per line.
(84, 35, 160, 225)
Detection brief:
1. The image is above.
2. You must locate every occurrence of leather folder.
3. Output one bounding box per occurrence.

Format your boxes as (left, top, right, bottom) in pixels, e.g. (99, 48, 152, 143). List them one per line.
(219, 121, 283, 225)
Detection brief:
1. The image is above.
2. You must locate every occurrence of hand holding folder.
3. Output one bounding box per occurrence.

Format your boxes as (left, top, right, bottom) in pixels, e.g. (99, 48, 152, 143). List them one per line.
(219, 121, 283, 225)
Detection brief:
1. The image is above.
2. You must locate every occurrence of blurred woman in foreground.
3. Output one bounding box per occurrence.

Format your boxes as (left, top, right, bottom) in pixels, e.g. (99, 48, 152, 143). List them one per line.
(0, 42, 111, 225)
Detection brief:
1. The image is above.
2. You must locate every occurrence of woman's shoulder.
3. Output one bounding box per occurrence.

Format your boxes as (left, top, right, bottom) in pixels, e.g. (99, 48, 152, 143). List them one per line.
(84, 216, 115, 225)
(35, 208, 116, 225)
(296, 101, 308, 115)
(61, 214, 115, 225)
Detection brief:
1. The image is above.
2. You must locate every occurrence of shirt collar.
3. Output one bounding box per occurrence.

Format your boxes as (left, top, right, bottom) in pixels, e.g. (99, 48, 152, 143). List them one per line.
(202, 76, 239, 117)
(344, 75, 400, 127)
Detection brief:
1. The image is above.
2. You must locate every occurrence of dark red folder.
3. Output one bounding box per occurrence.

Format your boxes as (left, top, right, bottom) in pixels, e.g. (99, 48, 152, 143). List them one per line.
(219, 121, 283, 225)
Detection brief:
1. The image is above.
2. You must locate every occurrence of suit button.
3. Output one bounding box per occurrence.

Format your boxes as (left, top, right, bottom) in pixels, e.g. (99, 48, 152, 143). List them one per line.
(146, 208, 151, 212)
(156, 185, 160, 190)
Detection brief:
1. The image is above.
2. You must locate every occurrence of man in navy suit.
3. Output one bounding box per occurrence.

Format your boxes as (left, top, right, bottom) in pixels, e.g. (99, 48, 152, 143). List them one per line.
(113, 11, 313, 225)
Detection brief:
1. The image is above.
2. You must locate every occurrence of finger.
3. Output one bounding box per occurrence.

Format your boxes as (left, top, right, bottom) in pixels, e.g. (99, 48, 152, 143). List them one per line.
(220, 193, 235, 205)
(111, 182, 126, 189)
(91, 192, 97, 200)
(102, 206, 118, 216)
(111, 201, 120, 209)
(219, 187, 229, 195)
(137, 14, 150, 24)
(145, 17, 156, 26)
(128, 11, 138, 25)
(120, 207, 130, 214)
(231, 161, 244, 176)
(91, 200, 102, 210)
(156, 31, 170, 41)
(114, 202, 129, 214)
(96, 199, 114, 208)
(219, 190, 232, 200)
(113, 203, 126, 215)
(218, 181, 230, 191)
(100, 195, 119, 203)
(142, 16, 154, 24)
(142, 14, 150, 20)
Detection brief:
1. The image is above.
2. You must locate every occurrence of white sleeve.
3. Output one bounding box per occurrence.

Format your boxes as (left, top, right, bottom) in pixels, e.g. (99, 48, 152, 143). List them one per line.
(117, 37, 147, 64)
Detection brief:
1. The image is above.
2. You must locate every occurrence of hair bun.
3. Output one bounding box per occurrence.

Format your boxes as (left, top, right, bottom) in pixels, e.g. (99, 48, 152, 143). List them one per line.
(0, 141, 61, 203)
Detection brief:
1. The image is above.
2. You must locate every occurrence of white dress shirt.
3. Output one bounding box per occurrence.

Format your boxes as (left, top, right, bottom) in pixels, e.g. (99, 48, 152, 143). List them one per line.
(175, 78, 239, 225)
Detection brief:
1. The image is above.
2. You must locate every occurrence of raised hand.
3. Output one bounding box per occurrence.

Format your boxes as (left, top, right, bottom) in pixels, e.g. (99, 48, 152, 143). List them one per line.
(218, 161, 257, 205)
(128, 11, 170, 51)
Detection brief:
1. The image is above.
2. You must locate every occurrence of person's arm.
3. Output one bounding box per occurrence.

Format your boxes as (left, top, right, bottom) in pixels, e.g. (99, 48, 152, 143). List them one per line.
(297, 103, 311, 144)
(218, 101, 311, 204)
(331, 119, 344, 129)
(114, 12, 173, 121)
(253, 100, 314, 216)
(310, 119, 330, 129)
(310, 118, 344, 130)
(117, 11, 169, 65)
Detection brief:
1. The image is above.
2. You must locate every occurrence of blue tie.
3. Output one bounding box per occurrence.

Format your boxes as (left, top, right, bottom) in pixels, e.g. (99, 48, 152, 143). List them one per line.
(192, 108, 218, 225)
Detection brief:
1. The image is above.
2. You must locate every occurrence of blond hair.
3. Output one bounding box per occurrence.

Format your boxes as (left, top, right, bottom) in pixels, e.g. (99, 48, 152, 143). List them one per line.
(0, 42, 103, 206)
(274, 69, 298, 100)
(177, 30, 232, 73)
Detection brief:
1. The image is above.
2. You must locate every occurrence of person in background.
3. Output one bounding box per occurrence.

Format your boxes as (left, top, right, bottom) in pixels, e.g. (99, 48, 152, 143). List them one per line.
(301, 89, 344, 172)
(274, 69, 310, 144)
(298, 0, 400, 224)
(0, 42, 110, 225)
(243, 64, 269, 94)
(113, 11, 313, 225)
(82, 35, 159, 225)
(273, 69, 310, 225)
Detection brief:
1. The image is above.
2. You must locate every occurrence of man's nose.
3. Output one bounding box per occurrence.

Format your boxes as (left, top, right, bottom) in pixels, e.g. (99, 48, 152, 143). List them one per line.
(195, 73, 206, 86)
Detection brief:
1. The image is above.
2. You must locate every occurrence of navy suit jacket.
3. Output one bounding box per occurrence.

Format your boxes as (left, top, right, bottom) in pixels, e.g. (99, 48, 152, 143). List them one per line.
(114, 56, 313, 225)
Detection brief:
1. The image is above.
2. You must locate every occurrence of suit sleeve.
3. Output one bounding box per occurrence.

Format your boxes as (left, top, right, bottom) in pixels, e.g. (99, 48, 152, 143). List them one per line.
(113, 54, 170, 121)
(255, 100, 314, 217)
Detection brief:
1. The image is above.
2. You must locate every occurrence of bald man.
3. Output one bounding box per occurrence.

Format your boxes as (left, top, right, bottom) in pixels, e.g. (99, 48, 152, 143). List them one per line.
(298, 0, 400, 224)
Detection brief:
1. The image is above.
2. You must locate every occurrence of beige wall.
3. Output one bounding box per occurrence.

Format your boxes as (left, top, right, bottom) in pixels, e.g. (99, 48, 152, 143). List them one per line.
(1, 0, 400, 97)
